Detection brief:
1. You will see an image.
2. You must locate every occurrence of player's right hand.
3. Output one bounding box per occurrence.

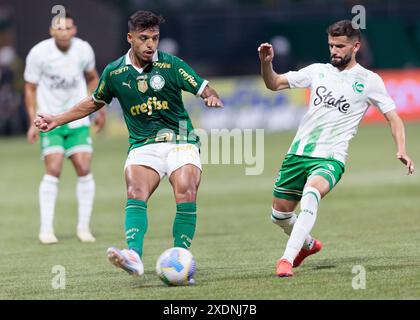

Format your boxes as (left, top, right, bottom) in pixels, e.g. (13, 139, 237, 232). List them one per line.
(397, 152, 415, 175)
(26, 125, 39, 144)
(34, 113, 58, 132)
(258, 43, 274, 62)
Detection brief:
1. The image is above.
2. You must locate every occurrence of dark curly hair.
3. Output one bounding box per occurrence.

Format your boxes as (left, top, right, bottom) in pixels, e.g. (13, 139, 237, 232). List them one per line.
(326, 20, 361, 41)
(128, 11, 165, 32)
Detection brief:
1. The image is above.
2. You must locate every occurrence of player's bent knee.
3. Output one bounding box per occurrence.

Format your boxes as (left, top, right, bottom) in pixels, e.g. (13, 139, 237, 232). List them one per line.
(76, 168, 91, 177)
(127, 185, 150, 201)
(46, 168, 62, 178)
(73, 163, 91, 177)
(174, 188, 197, 203)
(272, 197, 297, 213)
(271, 208, 295, 229)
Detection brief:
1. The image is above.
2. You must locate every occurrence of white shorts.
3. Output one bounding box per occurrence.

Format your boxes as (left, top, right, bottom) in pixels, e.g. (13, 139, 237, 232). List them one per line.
(124, 143, 202, 179)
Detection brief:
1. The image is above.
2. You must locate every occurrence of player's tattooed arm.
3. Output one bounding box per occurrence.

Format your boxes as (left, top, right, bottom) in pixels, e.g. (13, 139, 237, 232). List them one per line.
(384, 110, 414, 175)
(258, 42, 290, 91)
(34, 97, 105, 132)
(201, 85, 224, 108)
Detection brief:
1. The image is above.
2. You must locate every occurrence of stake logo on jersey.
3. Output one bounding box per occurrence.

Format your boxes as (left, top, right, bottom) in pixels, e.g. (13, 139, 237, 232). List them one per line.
(284, 63, 396, 164)
(47, 74, 79, 90)
(24, 37, 95, 128)
(314, 86, 350, 113)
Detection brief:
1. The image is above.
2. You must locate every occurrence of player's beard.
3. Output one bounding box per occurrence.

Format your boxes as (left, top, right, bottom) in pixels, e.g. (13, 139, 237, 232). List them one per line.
(330, 53, 351, 69)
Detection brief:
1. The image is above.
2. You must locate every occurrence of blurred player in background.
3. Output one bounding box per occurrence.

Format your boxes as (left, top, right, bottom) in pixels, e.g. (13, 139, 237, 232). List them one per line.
(34, 10, 223, 278)
(24, 12, 106, 244)
(258, 20, 414, 277)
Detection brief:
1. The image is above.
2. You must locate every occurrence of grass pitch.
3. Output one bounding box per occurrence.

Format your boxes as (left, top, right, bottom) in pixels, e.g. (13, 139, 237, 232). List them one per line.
(0, 123, 419, 299)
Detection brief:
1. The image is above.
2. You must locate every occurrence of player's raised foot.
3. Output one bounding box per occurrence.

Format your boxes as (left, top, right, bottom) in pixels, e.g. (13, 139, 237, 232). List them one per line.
(107, 247, 144, 277)
(39, 232, 58, 244)
(293, 239, 323, 268)
(77, 228, 96, 243)
(276, 258, 293, 277)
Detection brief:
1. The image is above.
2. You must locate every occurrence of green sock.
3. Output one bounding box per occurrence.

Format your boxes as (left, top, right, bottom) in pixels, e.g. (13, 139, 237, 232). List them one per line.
(173, 202, 197, 249)
(125, 199, 147, 257)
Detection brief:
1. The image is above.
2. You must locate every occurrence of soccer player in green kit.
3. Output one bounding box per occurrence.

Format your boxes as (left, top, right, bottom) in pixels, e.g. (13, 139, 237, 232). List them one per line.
(34, 11, 223, 278)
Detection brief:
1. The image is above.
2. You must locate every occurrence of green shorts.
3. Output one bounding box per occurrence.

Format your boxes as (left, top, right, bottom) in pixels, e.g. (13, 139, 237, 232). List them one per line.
(273, 154, 345, 201)
(40, 125, 92, 158)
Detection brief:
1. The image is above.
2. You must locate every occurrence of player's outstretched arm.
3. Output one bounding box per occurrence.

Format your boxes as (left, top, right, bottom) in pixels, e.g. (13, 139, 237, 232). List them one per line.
(258, 43, 290, 91)
(384, 110, 414, 175)
(201, 85, 223, 108)
(34, 97, 105, 132)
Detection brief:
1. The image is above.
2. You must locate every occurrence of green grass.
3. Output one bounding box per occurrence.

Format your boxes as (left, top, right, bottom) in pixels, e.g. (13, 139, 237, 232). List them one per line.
(0, 123, 419, 299)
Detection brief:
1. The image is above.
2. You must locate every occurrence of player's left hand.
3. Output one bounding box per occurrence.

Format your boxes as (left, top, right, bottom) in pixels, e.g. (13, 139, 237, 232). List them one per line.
(397, 152, 414, 175)
(204, 96, 223, 108)
(93, 108, 106, 133)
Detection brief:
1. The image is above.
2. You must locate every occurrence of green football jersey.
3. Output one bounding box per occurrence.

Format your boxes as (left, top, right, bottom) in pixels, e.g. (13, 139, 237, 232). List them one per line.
(92, 50, 208, 151)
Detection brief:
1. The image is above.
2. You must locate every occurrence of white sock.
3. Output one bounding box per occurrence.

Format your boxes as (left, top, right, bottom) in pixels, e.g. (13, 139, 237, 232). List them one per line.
(39, 174, 59, 234)
(76, 174, 95, 231)
(271, 208, 314, 247)
(281, 187, 320, 263)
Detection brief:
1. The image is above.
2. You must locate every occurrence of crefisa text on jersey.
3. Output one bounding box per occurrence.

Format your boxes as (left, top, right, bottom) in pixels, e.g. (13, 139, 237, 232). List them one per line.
(163, 304, 257, 317)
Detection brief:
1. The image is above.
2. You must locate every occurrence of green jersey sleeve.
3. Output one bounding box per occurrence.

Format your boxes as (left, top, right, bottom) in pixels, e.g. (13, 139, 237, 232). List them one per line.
(174, 57, 208, 97)
(92, 65, 114, 104)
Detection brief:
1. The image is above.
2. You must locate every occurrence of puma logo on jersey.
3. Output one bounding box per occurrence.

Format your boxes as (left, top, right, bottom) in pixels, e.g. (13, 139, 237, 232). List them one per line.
(314, 86, 350, 113)
(122, 80, 131, 89)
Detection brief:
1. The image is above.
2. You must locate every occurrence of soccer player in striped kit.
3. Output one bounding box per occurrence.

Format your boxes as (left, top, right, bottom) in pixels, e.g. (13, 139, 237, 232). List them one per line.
(258, 20, 414, 277)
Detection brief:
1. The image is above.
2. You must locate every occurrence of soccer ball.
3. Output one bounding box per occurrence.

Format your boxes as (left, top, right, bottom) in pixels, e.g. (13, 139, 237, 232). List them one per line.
(156, 247, 196, 286)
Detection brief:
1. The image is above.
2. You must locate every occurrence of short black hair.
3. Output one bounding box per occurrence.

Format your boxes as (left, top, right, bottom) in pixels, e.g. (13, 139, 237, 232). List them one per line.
(326, 20, 361, 41)
(64, 11, 74, 21)
(128, 11, 165, 32)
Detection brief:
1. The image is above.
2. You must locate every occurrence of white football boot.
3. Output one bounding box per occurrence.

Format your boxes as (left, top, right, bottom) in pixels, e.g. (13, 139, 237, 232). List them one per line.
(39, 232, 58, 244)
(107, 247, 144, 276)
(77, 228, 96, 243)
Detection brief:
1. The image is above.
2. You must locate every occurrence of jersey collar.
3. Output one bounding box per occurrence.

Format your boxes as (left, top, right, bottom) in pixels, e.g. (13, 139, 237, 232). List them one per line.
(125, 49, 158, 74)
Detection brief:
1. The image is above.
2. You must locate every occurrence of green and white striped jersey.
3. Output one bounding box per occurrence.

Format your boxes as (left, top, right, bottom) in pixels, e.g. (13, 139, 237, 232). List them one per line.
(285, 63, 396, 164)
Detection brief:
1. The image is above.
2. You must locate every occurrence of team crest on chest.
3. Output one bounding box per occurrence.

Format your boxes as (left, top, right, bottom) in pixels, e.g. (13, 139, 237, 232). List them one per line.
(150, 74, 165, 91)
(352, 81, 365, 93)
(137, 75, 148, 93)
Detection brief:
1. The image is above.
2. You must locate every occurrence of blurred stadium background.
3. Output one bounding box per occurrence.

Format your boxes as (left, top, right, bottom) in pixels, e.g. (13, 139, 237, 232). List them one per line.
(0, 0, 419, 299)
(1, 0, 420, 134)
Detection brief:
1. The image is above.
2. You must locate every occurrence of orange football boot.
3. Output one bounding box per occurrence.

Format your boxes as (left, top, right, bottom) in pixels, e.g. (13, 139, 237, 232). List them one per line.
(293, 239, 323, 268)
(276, 258, 293, 277)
